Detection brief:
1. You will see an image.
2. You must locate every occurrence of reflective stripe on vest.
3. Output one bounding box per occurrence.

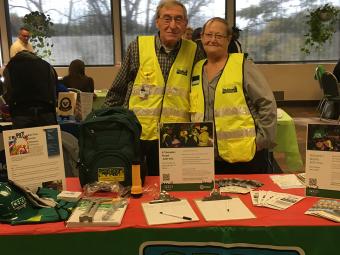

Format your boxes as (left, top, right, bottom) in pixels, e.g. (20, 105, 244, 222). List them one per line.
(129, 36, 196, 140)
(190, 54, 256, 162)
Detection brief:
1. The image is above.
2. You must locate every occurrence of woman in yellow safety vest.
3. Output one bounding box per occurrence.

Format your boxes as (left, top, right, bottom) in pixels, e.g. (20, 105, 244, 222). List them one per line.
(190, 17, 277, 174)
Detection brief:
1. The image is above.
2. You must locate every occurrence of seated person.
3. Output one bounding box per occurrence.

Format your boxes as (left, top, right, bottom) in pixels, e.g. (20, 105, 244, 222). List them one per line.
(3, 51, 57, 129)
(62, 59, 94, 93)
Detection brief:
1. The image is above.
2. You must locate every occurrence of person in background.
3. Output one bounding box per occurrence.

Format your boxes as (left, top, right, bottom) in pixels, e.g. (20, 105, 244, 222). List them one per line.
(62, 59, 94, 92)
(104, 0, 205, 176)
(3, 51, 57, 128)
(10, 27, 34, 58)
(192, 27, 206, 58)
(228, 26, 242, 53)
(190, 17, 277, 174)
(333, 58, 340, 82)
(182, 26, 193, 40)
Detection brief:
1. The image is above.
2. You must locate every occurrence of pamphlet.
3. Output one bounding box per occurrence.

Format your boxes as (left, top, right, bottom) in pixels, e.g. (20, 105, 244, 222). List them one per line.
(305, 123, 340, 199)
(159, 122, 214, 191)
(250, 190, 305, 210)
(305, 199, 340, 222)
(270, 174, 305, 189)
(216, 178, 263, 194)
(4, 125, 65, 192)
(66, 198, 128, 227)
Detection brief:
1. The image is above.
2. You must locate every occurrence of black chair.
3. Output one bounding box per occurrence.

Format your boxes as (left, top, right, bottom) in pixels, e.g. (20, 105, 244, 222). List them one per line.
(319, 71, 340, 121)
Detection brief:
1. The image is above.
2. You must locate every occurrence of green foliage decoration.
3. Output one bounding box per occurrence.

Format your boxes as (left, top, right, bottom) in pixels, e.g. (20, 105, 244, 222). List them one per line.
(23, 11, 54, 60)
(301, 3, 339, 55)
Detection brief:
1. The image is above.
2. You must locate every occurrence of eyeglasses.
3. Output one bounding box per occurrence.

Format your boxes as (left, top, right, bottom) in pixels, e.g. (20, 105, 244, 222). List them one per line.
(203, 33, 227, 40)
(159, 15, 185, 25)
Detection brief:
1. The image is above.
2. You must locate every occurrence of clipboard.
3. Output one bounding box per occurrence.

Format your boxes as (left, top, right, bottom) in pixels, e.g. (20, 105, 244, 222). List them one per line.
(141, 199, 199, 225)
(195, 197, 256, 221)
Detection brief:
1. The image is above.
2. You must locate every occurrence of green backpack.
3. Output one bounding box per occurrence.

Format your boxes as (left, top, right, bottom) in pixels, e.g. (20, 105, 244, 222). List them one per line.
(78, 107, 142, 187)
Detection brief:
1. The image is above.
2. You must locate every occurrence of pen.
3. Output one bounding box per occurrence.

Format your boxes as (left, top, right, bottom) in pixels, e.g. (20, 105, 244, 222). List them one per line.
(159, 211, 192, 220)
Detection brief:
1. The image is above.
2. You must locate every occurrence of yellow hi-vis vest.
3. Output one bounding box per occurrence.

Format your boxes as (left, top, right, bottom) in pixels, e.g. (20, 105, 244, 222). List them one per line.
(190, 53, 256, 162)
(129, 36, 196, 140)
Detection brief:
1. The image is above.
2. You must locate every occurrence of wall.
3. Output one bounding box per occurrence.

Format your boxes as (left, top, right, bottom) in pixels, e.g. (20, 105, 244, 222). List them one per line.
(259, 63, 335, 101)
(54, 62, 336, 101)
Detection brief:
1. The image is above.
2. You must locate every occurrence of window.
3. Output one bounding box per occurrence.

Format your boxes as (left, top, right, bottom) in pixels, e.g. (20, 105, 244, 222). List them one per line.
(236, 0, 340, 62)
(120, 0, 225, 52)
(8, 0, 114, 65)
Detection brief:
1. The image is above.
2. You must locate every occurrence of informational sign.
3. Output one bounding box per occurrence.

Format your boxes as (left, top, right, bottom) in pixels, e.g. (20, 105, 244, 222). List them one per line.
(305, 123, 340, 199)
(4, 125, 65, 192)
(159, 122, 214, 191)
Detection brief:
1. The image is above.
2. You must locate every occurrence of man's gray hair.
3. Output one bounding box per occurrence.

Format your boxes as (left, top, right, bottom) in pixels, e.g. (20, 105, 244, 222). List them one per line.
(156, 0, 187, 20)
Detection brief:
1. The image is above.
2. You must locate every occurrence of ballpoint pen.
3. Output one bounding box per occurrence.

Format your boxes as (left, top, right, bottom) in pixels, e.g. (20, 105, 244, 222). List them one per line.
(159, 211, 192, 220)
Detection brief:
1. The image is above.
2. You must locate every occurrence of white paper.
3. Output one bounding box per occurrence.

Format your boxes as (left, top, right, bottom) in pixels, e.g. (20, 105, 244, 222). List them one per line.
(4, 125, 65, 192)
(270, 174, 305, 189)
(159, 122, 215, 191)
(195, 197, 256, 221)
(142, 199, 199, 225)
(78, 92, 93, 120)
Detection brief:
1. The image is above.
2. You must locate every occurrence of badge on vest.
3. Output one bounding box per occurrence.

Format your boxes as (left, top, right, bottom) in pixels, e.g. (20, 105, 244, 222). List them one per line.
(192, 75, 200, 86)
(176, 69, 188, 76)
(222, 86, 238, 94)
(139, 85, 150, 99)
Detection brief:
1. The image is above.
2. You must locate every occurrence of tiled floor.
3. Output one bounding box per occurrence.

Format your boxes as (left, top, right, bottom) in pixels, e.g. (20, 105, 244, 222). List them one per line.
(274, 105, 319, 173)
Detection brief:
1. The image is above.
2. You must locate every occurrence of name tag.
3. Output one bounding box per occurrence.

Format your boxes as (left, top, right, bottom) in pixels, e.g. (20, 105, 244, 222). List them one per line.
(176, 69, 188, 76)
(139, 85, 150, 99)
(222, 86, 238, 94)
(192, 75, 200, 86)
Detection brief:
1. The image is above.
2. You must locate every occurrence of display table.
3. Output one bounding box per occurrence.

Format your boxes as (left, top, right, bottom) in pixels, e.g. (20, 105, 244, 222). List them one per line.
(275, 109, 303, 171)
(1, 175, 339, 255)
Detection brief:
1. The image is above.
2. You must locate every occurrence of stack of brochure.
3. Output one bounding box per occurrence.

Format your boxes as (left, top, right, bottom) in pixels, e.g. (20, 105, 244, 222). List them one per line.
(250, 190, 305, 210)
(66, 198, 128, 227)
(270, 174, 305, 189)
(216, 178, 263, 194)
(305, 199, 340, 222)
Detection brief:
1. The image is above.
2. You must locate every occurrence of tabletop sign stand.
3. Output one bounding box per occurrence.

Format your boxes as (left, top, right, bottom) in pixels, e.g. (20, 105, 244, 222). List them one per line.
(159, 122, 215, 191)
(305, 123, 340, 199)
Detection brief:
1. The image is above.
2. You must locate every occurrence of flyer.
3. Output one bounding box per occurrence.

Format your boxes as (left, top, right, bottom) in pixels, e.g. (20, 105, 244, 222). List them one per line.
(305, 123, 340, 199)
(3, 125, 66, 192)
(159, 122, 214, 191)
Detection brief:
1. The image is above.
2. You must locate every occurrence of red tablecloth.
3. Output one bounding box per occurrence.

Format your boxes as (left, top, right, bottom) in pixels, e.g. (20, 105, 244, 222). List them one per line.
(0, 174, 338, 236)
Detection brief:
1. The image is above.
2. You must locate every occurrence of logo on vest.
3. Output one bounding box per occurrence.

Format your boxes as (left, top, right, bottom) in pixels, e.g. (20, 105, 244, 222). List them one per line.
(176, 69, 188, 76)
(191, 75, 200, 86)
(222, 86, 237, 94)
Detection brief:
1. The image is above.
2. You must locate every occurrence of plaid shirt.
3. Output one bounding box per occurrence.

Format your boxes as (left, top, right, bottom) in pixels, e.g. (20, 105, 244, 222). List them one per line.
(104, 35, 205, 107)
